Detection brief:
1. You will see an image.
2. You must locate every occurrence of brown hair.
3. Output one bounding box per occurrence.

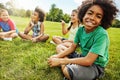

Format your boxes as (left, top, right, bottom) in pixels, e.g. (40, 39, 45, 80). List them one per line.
(78, 0, 119, 29)
(67, 9, 79, 30)
(34, 7, 45, 22)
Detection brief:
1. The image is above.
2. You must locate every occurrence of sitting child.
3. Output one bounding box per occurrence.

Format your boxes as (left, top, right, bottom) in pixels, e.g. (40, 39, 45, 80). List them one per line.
(48, 0, 118, 80)
(18, 7, 49, 42)
(52, 9, 80, 53)
(52, 9, 80, 45)
(0, 9, 18, 41)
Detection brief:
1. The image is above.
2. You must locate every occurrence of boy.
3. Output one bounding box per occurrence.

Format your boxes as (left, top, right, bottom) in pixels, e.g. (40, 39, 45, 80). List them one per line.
(0, 9, 18, 41)
(48, 0, 119, 80)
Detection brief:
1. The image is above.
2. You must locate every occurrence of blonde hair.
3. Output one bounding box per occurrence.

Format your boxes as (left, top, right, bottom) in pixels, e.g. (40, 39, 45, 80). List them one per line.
(0, 9, 8, 16)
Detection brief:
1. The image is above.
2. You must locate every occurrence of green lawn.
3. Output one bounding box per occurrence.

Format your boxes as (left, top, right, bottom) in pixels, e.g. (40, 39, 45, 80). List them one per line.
(0, 16, 120, 80)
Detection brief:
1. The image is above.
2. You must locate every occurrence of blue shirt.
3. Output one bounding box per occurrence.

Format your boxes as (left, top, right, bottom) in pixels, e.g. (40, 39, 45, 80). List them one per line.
(0, 21, 11, 32)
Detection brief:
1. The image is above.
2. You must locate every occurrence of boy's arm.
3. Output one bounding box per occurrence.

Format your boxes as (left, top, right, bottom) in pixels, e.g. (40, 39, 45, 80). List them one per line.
(48, 52, 98, 67)
(64, 52, 98, 66)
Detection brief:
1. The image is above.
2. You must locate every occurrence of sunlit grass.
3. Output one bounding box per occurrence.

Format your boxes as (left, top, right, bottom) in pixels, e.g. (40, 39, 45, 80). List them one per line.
(0, 16, 120, 80)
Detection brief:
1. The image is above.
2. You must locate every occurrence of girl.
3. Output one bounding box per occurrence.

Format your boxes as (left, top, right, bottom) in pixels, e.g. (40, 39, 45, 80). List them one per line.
(52, 9, 80, 53)
(18, 7, 49, 42)
(48, 0, 118, 80)
(0, 9, 18, 41)
(52, 9, 80, 45)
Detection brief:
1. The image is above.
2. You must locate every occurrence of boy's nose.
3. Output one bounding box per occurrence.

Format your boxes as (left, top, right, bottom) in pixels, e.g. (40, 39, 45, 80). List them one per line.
(90, 15, 96, 20)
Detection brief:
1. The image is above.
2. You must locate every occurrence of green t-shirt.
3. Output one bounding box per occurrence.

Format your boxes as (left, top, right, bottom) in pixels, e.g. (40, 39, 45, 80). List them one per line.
(74, 26, 110, 67)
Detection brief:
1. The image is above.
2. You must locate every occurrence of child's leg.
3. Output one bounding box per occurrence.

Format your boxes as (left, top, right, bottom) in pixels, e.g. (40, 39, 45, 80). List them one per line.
(52, 36, 63, 44)
(18, 32, 32, 40)
(65, 64, 100, 80)
(0, 32, 10, 38)
(9, 33, 18, 38)
(0, 32, 5, 39)
(37, 34, 49, 42)
(56, 44, 68, 53)
(61, 65, 71, 80)
(56, 42, 72, 54)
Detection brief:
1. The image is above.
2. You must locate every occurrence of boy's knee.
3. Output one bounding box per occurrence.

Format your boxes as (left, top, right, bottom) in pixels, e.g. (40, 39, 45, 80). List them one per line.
(62, 66, 71, 80)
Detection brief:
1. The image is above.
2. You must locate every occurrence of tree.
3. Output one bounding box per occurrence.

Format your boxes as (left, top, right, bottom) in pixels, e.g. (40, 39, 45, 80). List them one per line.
(55, 9, 63, 22)
(112, 19, 120, 28)
(5, 0, 15, 15)
(49, 4, 56, 21)
(46, 4, 70, 22)
(0, 3, 6, 9)
(26, 10, 31, 17)
(47, 4, 64, 22)
(63, 14, 70, 23)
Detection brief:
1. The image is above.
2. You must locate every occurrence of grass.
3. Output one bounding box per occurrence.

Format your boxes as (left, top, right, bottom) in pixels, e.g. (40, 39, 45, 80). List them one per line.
(0, 16, 120, 80)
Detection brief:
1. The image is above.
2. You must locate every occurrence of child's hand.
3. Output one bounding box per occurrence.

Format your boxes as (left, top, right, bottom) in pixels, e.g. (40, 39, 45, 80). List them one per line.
(30, 20, 34, 27)
(61, 20, 65, 27)
(48, 58, 61, 67)
(31, 38, 37, 42)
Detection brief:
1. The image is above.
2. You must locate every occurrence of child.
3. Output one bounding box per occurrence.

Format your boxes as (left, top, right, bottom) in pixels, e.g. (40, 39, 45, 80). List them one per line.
(0, 9, 18, 41)
(48, 0, 118, 80)
(52, 9, 80, 45)
(18, 7, 49, 42)
(52, 9, 80, 53)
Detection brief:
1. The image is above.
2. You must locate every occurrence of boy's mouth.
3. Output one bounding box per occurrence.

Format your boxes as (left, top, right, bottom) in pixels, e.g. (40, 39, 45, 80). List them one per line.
(85, 20, 96, 27)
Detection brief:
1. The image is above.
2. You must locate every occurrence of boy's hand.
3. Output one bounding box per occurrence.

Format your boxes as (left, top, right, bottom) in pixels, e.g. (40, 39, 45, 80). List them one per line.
(48, 58, 61, 67)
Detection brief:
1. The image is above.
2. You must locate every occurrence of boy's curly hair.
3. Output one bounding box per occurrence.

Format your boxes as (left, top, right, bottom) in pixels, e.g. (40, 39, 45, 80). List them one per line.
(78, 0, 119, 29)
(35, 7, 45, 22)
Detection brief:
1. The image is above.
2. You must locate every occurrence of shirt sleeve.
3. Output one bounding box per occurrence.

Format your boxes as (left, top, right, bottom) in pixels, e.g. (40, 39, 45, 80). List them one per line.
(8, 19, 16, 30)
(89, 34, 108, 56)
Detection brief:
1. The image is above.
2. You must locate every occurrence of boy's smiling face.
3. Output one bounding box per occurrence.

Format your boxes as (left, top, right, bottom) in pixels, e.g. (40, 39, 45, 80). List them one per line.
(0, 11, 9, 22)
(83, 5, 103, 33)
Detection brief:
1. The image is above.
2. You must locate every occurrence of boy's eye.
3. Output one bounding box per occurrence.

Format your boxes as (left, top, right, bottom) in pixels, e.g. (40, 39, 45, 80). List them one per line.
(96, 15, 102, 19)
(87, 11, 92, 15)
